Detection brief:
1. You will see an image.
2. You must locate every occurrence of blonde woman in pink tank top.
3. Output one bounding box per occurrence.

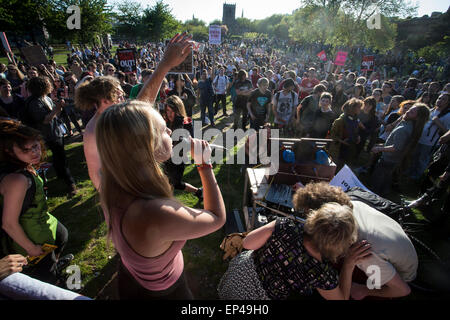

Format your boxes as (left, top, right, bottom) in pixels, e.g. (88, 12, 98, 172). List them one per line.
(95, 102, 226, 299)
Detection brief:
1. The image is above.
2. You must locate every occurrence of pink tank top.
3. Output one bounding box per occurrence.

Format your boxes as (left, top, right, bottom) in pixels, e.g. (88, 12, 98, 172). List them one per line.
(109, 205, 186, 291)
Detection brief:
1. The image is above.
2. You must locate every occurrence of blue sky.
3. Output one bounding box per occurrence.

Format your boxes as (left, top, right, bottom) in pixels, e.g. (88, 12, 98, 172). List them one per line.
(113, 0, 450, 24)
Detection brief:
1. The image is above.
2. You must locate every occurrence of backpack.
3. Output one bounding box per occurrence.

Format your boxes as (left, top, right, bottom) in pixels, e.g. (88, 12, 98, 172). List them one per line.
(275, 91, 296, 107)
(0, 165, 37, 256)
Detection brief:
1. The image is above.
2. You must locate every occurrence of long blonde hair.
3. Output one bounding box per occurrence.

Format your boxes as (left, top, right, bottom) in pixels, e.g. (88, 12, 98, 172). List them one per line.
(96, 101, 173, 235)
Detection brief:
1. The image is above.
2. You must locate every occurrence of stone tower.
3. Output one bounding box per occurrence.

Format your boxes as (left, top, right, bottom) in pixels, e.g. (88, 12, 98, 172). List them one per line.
(222, 3, 236, 30)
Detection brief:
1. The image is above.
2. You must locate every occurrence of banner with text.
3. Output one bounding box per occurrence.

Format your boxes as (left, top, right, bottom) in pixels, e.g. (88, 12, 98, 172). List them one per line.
(329, 165, 373, 193)
(334, 51, 348, 66)
(117, 49, 137, 74)
(361, 55, 375, 71)
(317, 50, 327, 61)
(209, 25, 222, 45)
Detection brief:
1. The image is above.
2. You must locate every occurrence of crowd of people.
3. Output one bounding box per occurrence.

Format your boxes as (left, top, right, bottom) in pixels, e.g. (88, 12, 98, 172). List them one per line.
(0, 31, 449, 300)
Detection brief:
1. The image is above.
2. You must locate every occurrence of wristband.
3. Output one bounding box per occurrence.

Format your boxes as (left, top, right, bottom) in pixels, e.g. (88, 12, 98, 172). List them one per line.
(196, 163, 213, 170)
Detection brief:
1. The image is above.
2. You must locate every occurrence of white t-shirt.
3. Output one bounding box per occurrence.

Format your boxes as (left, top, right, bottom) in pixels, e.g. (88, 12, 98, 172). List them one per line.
(213, 75, 228, 95)
(273, 90, 298, 125)
(352, 201, 418, 285)
(418, 108, 450, 146)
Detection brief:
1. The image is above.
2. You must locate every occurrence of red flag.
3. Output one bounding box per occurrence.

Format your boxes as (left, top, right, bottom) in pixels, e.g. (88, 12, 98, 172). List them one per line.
(317, 50, 327, 61)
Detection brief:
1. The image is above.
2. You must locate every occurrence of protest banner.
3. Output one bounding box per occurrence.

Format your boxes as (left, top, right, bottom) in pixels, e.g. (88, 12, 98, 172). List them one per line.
(334, 51, 348, 66)
(361, 55, 375, 71)
(329, 165, 373, 193)
(117, 49, 137, 74)
(317, 50, 327, 61)
(169, 50, 193, 74)
(209, 25, 222, 45)
(19, 45, 48, 66)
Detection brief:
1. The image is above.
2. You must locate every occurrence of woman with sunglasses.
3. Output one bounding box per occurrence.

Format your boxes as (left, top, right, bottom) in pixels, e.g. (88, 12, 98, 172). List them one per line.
(168, 74, 196, 118)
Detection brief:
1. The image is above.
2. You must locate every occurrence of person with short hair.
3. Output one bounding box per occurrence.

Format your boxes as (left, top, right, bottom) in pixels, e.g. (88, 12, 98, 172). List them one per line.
(292, 182, 418, 300)
(309, 92, 337, 138)
(213, 67, 229, 116)
(218, 198, 370, 300)
(296, 84, 327, 137)
(328, 98, 363, 170)
(272, 78, 299, 135)
(247, 77, 272, 131)
(233, 70, 253, 130)
(299, 68, 319, 100)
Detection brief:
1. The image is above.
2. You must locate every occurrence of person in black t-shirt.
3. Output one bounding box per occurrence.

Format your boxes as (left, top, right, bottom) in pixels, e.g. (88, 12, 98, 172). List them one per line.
(233, 70, 253, 130)
(24, 77, 77, 197)
(247, 78, 272, 131)
(310, 92, 337, 138)
(0, 79, 25, 119)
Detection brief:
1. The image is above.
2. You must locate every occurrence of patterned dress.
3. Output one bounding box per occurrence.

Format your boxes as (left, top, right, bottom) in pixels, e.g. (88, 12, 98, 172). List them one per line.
(218, 218, 339, 300)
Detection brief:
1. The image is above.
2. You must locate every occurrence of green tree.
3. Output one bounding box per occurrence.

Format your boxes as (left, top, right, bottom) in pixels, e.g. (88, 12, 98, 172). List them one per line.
(142, 1, 181, 42)
(112, 0, 143, 42)
(287, 0, 416, 52)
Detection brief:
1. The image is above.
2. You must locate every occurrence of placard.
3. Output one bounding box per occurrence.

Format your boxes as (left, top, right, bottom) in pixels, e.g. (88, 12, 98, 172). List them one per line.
(19, 45, 48, 66)
(168, 50, 193, 74)
(317, 50, 327, 61)
(361, 55, 375, 71)
(209, 25, 222, 45)
(334, 51, 348, 66)
(117, 49, 137, 74)
(329, 165, 373, 193)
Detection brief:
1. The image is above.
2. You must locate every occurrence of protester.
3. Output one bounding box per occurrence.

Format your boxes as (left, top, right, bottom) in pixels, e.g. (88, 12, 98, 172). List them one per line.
(5, 65, 25, 95)
(309, 92, 337, 139)
(163, 95, 202, 199)
(78, 32, 192, 191)
(168, 74, 196, 118)
(22, 76, 77, 197)
(296, 84, 327, 137)
(247, 77, 272, 131)
(0, 79, 24, 119)
(0, 119, 73, 284)
(370, 103, 430, 197)
(197, 69, 215, 126)
(408, 93, 450, 180)
(233, 70, 253, 130)
(96, 102, 226, 299)
(218, 198, 370, 300)
(299, 68, 319, 100)
(328, 98, 363, 170)
(213, 67, 229, 116)
(293, 183, 418, 299)
(272, 78, 299, 136)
